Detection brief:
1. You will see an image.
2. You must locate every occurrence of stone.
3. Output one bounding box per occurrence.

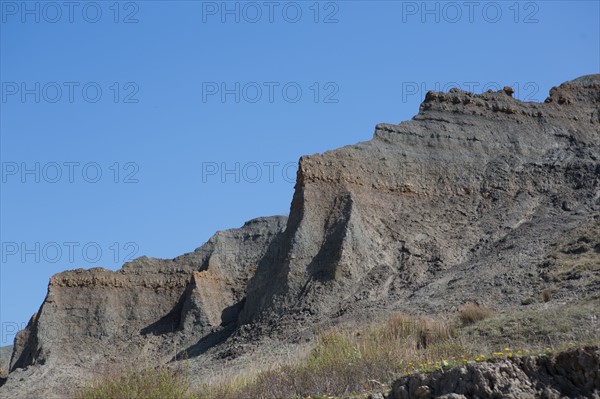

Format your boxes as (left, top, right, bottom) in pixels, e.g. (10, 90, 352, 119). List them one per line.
(390, 347, 600, 399)
(2, 75, 599, 398)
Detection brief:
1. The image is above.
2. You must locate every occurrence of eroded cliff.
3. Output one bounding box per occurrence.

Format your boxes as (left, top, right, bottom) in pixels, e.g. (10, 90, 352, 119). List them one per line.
(2, 75, 598, 398)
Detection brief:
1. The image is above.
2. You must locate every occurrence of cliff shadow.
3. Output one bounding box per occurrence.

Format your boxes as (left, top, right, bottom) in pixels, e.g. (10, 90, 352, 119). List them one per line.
(171, 324, 236, 361)
(140, 294, 186, 336)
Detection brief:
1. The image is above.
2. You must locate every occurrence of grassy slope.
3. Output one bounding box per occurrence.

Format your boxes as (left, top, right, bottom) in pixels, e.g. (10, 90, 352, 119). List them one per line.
(74, 220, 600, 398)
(72, 298, 599, 399)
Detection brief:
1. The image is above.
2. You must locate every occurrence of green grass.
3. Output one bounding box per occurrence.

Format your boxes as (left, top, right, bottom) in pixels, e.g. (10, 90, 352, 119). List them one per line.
(459, 299, 600, 354)
(195, 302, 600, 399)
(196, 315, 473, 399)
(73, 365, 194, 399)
(73, 299, 600, 399)
(545, 219, 600, 282)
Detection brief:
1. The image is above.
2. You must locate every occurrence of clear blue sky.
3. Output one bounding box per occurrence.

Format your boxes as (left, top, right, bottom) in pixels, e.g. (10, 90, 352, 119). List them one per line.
(1, 0, 598, 345)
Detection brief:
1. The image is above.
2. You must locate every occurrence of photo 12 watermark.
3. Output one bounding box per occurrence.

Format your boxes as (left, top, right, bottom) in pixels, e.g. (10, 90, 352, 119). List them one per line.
(401, 81, 540, 102)
(1, 162, 140, 184)
(201, 161, 298, 183)
(1, 82, 140, 104)
(201, 81, 339, 104)
(200, 1, 339, 24)
(2, 322, 28, 345)
(1, 1, 140, 24)
(400, 1, 540, 24)
(1, 241, 140, 264)
(1, 321, 145, 344)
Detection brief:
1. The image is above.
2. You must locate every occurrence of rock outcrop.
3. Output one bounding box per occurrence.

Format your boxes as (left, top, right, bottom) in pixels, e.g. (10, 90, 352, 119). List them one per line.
(240, 74, 600, 325)
(391, 346, 600, 399)
(3, 216, 287, 397)
(1, 75, 598, 398)
(0, 345, 11, 386)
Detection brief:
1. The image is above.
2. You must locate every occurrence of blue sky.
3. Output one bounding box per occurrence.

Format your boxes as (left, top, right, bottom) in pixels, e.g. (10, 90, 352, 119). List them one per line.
(1, 0, 599, 345)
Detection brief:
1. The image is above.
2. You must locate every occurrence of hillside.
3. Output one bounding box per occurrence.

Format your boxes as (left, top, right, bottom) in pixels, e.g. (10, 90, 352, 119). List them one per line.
(1, 75, 599, 398)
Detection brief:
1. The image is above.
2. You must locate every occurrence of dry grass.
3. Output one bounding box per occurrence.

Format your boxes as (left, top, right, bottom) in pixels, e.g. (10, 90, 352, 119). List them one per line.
(196, 315, 470, 399)
(460, 300, 600, 354)
(546, 220, 600, 282)
(458, 302, 494, 325)
(542, 288, 553, 302)
(73, 299, 600, 399)
(73, 365, 194, 399)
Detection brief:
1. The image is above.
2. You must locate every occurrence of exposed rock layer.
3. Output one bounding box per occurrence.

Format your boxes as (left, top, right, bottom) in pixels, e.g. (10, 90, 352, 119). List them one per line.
(391, 346, 600, 399)
(1, 75, 599, 398)
(4, 216, 287, 397)
(241, 74, 600, 325)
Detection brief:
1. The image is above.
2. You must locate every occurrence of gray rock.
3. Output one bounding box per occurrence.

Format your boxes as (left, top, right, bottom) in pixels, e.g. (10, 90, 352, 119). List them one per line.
(2, 75, 599, 398)
(241, 75, 600, 326)
(3, 216, 287, 398)
(0, 345, 12, 386)
(390, 346, 600, 399)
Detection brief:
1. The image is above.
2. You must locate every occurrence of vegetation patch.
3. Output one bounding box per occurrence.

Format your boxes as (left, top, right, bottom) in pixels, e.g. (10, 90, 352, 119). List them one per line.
(460, 300, 600, 353)
(73, 365, 194, 399)
(458, 302, 494, 325)
(73, 301, 600, 399)
(196, 315, 471, 399)
(544, 220, 600, 282)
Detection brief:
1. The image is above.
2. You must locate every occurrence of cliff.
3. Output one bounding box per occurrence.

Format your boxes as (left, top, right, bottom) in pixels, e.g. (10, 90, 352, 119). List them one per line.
(1, 75, 598, 398)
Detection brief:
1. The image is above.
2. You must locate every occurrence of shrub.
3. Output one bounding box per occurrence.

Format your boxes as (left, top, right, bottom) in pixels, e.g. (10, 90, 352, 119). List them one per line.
(197, 314, 467, 399)
(521, 297, 536, 306)
(73, 365, 193, 399)
(458, 303, 494, 325)
(542, 288, 553, 302)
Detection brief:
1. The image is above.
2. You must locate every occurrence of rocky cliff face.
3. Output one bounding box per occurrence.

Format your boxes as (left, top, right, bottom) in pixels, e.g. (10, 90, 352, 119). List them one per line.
(3, 216, 287, 397)
(241, 75, 599, 325)
(0, 345, 11, 385)
(1, 75, 598, 398)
